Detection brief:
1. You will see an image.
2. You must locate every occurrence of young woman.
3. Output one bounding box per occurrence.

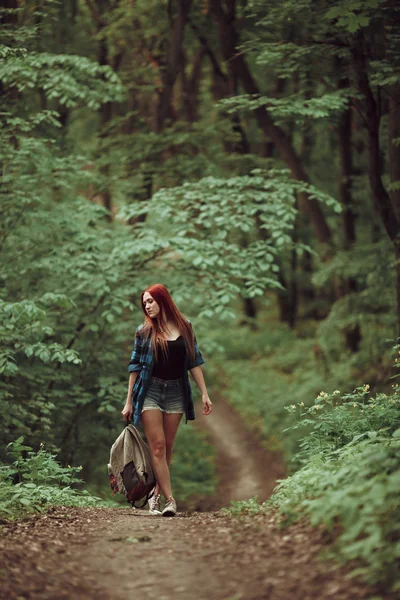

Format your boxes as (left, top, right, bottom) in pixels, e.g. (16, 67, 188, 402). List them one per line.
(121, 284, 212, 517)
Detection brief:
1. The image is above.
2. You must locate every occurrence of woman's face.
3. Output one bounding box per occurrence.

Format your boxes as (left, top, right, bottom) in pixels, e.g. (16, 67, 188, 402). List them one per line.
(143, 292, 161, 319)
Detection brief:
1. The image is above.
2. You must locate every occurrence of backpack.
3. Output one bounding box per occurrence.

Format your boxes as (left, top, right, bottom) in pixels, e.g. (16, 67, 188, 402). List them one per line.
(107, 424, 156, 507)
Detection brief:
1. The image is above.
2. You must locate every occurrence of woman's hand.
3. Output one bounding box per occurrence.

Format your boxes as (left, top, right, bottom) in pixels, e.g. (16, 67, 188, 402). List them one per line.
(202, 394, 212, 416)
(121, 402, 133, 422)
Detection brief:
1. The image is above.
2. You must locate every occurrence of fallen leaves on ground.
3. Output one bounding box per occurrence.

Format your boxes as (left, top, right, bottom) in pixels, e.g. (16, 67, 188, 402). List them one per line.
(0, 506, 388, 600)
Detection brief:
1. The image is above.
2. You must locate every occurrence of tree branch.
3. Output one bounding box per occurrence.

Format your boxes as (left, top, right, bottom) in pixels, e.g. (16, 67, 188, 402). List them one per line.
(188, 19, 228, 83)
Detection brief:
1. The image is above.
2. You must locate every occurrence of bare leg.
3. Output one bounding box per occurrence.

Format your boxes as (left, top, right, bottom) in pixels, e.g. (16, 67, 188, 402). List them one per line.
(164, 412, 182, 465)
(153, 412, 182, 497)
(141, 409, 172, 500)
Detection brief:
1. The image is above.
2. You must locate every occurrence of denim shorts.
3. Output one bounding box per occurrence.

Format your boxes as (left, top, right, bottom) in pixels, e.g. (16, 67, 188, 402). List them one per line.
(142, 376, 185, 414)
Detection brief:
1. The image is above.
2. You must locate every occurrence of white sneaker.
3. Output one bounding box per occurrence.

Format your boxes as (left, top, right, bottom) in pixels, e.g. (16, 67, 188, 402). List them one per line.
(148, 492, 162, 515)
(162, 496, 177, 517)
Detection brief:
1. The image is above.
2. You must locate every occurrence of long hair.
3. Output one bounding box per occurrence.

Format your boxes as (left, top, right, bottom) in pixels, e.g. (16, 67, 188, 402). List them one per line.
(139, 284, 195, 362)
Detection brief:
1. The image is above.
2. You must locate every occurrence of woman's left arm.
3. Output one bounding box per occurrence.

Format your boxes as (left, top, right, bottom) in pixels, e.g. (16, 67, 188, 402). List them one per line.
(189, 366, 212, 415)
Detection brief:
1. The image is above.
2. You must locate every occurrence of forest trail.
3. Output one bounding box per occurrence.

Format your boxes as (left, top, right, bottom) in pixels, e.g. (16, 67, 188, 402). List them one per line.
(190, 394, 285, 510)
(0, 507, 377, 600)
(0, 400, 380, 600)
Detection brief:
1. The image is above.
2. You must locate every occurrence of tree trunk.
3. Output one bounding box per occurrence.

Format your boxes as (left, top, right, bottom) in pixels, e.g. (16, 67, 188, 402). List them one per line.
(155, 0, 193, 133)
(181, 47, 205, 122)
(337, 77, 361, 352)
(352, 38, 400, 331)
(338, 106, 356, 249)
(389, 85, 400, 332)
(124, 0, 192, 226)
(243, 297, 257, 321)
(388, 84, 400, 223)
(200, 40, 258, 320)
(211, 0, 332, 246)
(97, 39, 122, 220)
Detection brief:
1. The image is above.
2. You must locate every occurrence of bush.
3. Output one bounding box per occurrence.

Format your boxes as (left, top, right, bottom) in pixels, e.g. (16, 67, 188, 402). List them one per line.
(0, 437, 101, 519)
(223, 359, 400, 593)
(267, 382, 400, 593)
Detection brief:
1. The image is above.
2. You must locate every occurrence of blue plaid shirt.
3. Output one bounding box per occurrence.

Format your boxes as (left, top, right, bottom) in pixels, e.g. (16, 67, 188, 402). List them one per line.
(128, 322, 205, 425)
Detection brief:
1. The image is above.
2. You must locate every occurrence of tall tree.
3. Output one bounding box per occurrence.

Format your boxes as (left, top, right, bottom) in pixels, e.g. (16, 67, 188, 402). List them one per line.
(210, 0, 333, 246)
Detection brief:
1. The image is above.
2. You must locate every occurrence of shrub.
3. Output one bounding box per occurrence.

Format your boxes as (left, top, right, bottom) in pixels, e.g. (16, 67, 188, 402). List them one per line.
(267, 382, 400, 592)
(0, 437, 101, 519)
(223, 362, 400, 593)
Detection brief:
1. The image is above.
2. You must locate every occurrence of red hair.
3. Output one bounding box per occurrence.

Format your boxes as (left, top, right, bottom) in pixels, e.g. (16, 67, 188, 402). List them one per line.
(139, 284, 195, 362)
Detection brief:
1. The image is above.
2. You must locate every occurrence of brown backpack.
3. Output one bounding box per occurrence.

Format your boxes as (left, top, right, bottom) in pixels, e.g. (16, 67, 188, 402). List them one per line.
(107, 424, 156, 507)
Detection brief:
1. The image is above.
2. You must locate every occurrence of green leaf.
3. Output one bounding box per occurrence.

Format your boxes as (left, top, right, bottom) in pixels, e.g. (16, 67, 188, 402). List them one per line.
(19, 498, 32, 506)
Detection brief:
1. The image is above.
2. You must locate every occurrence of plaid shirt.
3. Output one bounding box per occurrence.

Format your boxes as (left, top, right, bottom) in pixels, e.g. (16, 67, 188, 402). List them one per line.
(128, 322, 205, 425)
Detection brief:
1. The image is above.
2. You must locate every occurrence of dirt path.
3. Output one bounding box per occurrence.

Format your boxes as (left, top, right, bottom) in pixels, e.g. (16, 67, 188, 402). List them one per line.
(0, 399, 386, 599)
(192, 394, 284, 510)
(0, 507, 381, 600)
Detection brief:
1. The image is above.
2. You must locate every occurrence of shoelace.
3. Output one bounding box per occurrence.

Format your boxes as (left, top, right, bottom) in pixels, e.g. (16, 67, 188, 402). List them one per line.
(151, 494, 161, 511)
(165, 497, 176, 510)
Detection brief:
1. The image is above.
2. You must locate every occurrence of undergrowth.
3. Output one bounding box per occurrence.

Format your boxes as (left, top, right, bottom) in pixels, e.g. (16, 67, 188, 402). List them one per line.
(208, 319, 392, 463)
(170, 421, 217, 501)
(225, 363, 400, 594)
(0, 438, 101, 519)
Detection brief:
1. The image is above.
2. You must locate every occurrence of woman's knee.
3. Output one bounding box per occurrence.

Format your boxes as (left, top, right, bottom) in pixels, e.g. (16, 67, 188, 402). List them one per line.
(150, 438, 166, 458)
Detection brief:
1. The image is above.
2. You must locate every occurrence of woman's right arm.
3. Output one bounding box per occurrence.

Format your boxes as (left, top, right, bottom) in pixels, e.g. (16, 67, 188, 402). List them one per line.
(122, 372, 139, 422)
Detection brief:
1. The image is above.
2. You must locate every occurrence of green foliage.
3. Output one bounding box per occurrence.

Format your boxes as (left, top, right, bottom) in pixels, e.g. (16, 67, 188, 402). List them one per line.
(221, 359, 400, 591)
(266, 377, 400, 592)
(129, 170, 338, 319)
(0, 438, 101, 519)
(0, 51, 125, 108)
(207, 319, 375, 459)
(0, 1, 223, 514)
(218, 89, 354, 124)
(0, 4, 165, 480)
(170, 425, 217, 502)
(1, 0, 399, 558)
(223, 496, 262, 517)
(284, 383, 400, 456)
(312, 239, 396, 365)
(325, 0, 384, 33)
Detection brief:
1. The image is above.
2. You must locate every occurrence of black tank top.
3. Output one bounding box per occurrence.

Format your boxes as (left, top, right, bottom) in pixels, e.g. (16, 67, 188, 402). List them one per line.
(152, 336, 185, 380)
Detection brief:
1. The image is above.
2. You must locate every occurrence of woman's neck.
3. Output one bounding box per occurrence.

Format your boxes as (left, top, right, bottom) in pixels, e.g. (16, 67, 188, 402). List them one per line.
(158, 320, 180, 338)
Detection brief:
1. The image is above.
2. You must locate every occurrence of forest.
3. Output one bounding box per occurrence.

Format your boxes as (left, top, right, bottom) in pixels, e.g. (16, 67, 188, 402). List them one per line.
(1, 0, 400, 598)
